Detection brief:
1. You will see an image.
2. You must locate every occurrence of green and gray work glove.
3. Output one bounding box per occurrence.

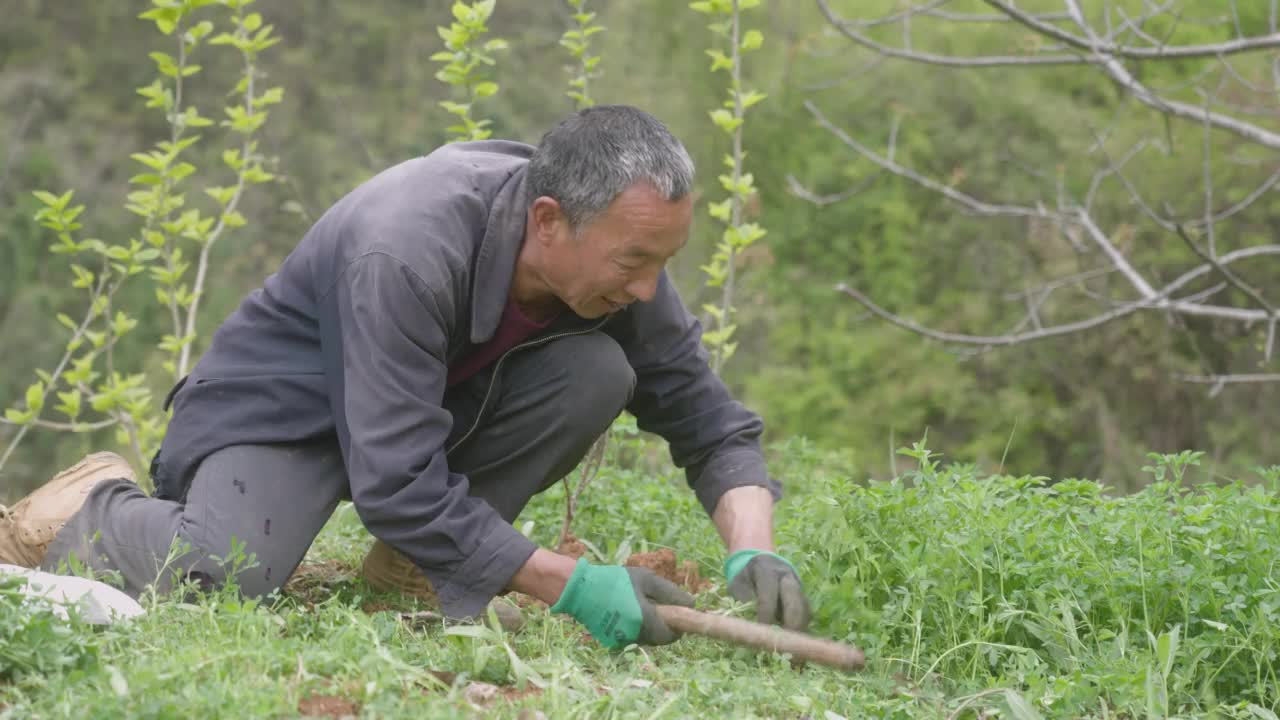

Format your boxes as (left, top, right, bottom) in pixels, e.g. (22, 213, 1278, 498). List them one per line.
(725, 549, 812, 631)
(550, 558, 695, 649)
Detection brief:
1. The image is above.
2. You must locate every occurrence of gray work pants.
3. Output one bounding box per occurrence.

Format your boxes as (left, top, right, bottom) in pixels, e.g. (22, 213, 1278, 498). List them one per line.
(41, 331, 635, 600)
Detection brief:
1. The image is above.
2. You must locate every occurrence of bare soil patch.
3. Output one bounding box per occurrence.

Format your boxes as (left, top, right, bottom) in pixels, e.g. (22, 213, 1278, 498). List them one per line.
(297, 693, 359, 718)
(558, 534, 712, 594)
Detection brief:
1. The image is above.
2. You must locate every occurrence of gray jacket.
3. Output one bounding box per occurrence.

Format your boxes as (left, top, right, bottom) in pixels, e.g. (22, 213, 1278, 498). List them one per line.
(153, 140, 780, 616)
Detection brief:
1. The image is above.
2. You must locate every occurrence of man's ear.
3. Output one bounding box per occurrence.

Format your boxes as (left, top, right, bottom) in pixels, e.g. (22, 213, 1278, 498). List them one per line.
(530, 196, 565, 246)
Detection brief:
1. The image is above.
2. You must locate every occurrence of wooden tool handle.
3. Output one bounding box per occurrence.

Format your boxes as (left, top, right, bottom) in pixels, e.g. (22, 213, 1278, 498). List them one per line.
(656, 604, 865, 673)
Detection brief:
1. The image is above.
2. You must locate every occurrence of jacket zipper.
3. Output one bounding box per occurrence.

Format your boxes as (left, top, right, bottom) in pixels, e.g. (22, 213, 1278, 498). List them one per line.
(445, 318, 609, 455)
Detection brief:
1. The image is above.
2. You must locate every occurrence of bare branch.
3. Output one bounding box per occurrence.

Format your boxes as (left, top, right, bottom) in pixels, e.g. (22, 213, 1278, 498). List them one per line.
(1175, 373, 1280, 400)
(1229, 0, 1244, 40)
(1112, 5, 1174, 47)
(1072, 209, 1157, 298)
(786, 171, 885, 205)
(1215, 55, 1279, 94)
(1177, 281, 1228, 304)
(1002, 266, 1119, 301)
(812, 99, 1280, 326)
(836, 282, 1146, 346)
(1180, 373, 1280, 383)
(1103, 145, 1280, 233)
(804, 100, 1045, 218)
(815, 0, 1095, 67)
(838, 256, 1278, 348)
(1199, 89, 1220, 255)
(856, 0, 1074, 28)
(1171, 221, 1275, 316)
(1163, 246, 1280, 297)
(984, 0, 1280, 59)
(1063, 6, 1280, 149)
(817, 0, 1280, 148)
(0, 417, 118, 432)
(1085, 138, 1151, 211)
(855, 0, 949, 29)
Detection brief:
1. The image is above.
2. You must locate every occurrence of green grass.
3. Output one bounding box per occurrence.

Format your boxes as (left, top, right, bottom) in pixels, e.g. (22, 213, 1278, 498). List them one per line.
(2, 430, 1279, 718)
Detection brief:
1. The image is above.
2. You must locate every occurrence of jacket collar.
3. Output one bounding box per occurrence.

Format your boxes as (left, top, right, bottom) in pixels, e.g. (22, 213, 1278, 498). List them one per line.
(467, 160, 601, 343)
(469, 165, 529, 344)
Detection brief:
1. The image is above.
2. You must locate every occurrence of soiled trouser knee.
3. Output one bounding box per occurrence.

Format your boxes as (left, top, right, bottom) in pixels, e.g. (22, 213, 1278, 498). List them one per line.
(445, 330, 637, 522)
(43, 440, 348, 599)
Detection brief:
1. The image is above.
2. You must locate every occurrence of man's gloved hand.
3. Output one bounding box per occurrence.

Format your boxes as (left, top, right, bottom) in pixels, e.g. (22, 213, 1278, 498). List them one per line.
(549, 558, 695, 649)
(724, 549, 812, 631)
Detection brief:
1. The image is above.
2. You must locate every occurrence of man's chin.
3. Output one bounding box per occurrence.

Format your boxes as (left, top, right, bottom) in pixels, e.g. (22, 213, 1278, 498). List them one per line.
(570, 302, 609, 319)
(573, 298, 619, 319)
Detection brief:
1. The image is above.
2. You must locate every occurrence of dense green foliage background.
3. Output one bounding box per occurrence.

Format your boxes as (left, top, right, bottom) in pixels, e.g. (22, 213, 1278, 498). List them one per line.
(2, 0, 1278, 499)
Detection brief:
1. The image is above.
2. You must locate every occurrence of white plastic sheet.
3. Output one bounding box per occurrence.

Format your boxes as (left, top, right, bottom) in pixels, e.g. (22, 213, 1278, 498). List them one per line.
(0, 564, 144, 625)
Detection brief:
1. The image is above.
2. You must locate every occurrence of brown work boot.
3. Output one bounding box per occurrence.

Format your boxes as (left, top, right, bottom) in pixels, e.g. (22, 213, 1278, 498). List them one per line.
(0, 451, 135, 568)
(361, 538, 526, 632)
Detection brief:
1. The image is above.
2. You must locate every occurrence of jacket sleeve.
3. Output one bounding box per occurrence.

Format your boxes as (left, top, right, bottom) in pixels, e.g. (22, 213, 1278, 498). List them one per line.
(610, 271, 782, 516)
(319, 250, 537, 618)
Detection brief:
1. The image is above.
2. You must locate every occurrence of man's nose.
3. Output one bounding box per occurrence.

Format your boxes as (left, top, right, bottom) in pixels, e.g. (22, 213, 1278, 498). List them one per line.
(625, 271, 660, 303)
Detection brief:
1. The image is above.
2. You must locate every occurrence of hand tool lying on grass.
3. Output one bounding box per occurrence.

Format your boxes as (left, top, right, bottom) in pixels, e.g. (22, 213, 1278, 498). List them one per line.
(656, 604, 865, 673)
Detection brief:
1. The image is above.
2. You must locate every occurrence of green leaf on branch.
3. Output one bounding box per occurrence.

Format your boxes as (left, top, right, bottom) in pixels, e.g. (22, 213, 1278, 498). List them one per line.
(55, 391, 82, 420)
(24, 382, 45, 414)
(138, 6, 179, 35)
(70, 265, 95, 288)
(737, 89, 767, 109)
(254, 87, 284, 107)
(709, 108, 742, 134)
(740, 30, 763, 51)
(705, 49, 733, 72)
(33, 190, 62, 207)
(149, 51, 179, 78)
(708, 199, 732, 223)
(170, 162, 197, 182)
(205, 186, 237, 205)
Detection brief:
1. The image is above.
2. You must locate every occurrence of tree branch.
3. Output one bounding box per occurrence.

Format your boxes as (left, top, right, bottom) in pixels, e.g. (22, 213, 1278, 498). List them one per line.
(1175, 372, 1280, 398)
(1176, 373, 1280, 384)
(0, 417, 118, 432)
(1171, 222, 1275, 316)
(803, 100, 1045, 219)
(810, 99, 1280, 327)
(856, 0, 1073, 28)
(785, 170, 884, 205)
(836, 282, 1147, 346)
(1064, 0, 1280, 150)
(983, 0, 1280, 59)
(815, 0, 1095, 67)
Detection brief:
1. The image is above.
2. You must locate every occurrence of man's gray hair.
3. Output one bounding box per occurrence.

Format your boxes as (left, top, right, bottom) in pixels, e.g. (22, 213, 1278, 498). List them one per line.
(528, 105, 695, 230)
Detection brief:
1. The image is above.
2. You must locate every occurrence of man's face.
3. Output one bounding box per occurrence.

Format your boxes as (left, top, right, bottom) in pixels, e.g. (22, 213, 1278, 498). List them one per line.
(537, 183, 693, 319)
